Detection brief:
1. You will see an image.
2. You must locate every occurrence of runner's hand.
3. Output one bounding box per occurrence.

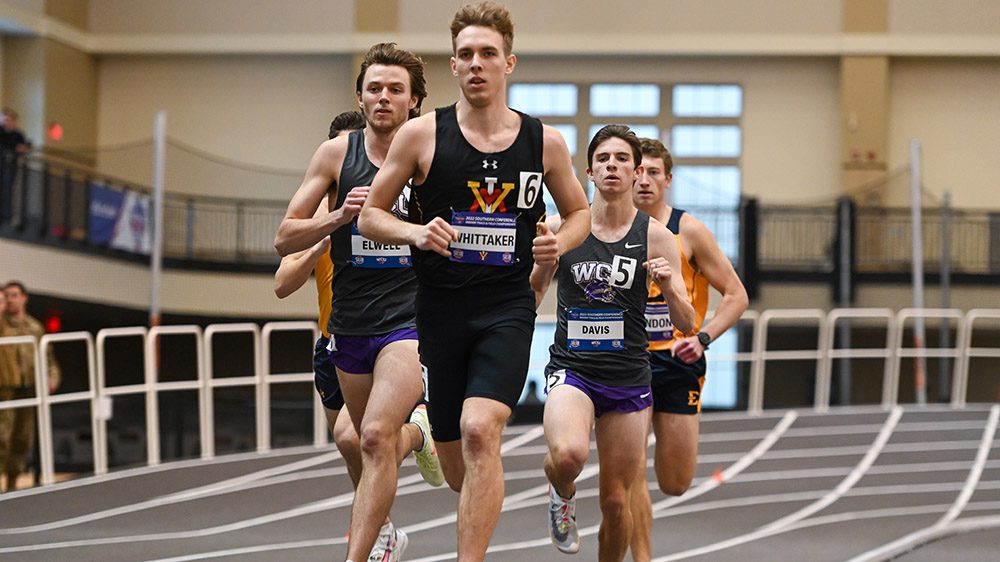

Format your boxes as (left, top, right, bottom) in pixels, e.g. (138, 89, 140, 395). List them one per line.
(415, 217, 458, 257)
(533, 221, 559, 266)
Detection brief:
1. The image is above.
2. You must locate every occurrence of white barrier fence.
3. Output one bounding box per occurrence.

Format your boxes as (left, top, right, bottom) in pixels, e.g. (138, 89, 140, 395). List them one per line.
(1, 308, 998, 486)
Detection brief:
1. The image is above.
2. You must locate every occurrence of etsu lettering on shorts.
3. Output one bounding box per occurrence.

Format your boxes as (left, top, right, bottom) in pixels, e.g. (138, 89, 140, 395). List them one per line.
(449, 211, 517, 266)
(350, 224, 411, 268)
(567, 308, 625, 351)
(645, 303, 674, 342)
(688, 390, 701, 406)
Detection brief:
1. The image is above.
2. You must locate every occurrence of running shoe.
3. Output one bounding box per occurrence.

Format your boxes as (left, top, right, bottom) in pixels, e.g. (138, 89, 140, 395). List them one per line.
(367, 522, 408, 562)
(409, 404, 445, 487)
(548, 484, 580, 554)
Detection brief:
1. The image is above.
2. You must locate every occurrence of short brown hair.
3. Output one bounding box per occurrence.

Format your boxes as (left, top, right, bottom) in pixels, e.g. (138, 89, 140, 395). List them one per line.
(329, 111, 365, 139)
(638, 138, 673, 174)
(450, 2, 514, 55)
(355, 42, 428, 119)
(587, 124, 642, 169)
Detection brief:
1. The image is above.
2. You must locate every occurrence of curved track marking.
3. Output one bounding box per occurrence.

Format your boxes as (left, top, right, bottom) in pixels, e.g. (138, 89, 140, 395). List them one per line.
(845, 404, 999, 562)
(650, 406, 902, 562)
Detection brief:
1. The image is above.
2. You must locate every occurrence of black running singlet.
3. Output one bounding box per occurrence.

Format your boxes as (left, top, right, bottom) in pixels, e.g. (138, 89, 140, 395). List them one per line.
(409, 104, 547, 291)
(328, 129, 417, 336)
(547, 211, 652, 387)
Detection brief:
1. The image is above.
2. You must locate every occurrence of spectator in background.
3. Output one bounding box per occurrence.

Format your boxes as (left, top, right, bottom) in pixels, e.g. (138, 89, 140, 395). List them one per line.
(0, 281, 60, 492)
(0, 109, 31, 226)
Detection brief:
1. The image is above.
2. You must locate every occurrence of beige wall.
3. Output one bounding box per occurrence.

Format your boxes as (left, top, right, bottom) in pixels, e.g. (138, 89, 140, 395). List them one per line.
(44, 37, 96, 154)
(87, 0, 354, 34)
(888, 58, 1000, 208)
(400, 0, 843, 36)
(890, 0, 1000, 34)
(45, 0, 88, 30)
(0, 35, 44, 141)
(95, 54, 355, 199)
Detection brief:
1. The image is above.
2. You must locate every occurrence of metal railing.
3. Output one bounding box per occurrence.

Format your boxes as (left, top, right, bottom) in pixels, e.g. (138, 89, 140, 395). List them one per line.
(2, 309, 998, 486)
(5, 155, 1000, 275)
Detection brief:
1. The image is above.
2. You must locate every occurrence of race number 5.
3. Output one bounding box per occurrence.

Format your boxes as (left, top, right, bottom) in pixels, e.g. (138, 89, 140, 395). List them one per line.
(518, 171, 543, 209)
(609, 255, 637, 289)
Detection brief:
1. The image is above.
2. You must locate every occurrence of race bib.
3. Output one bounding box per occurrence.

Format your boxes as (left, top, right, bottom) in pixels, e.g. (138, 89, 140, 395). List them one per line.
(645, 303, 674, 343)
(351, 223, 411, 268)
(449, 212, 517, 266)
(567, 308, 625, 351)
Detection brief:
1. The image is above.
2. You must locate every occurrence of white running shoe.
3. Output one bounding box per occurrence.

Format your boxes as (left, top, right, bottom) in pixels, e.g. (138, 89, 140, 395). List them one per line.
(410, 404, 445, 487)
(367, 522, 408, 562)
(548, 485, 580, 554)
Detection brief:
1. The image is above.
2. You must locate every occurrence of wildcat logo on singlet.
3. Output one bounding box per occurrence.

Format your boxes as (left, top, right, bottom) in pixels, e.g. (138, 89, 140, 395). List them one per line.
(570, 255, 638, 303)
(468, 177, 515, 213)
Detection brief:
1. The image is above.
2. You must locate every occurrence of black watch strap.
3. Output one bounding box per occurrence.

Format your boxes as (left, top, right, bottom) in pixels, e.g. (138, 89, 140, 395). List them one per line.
(697, 331, 712, 349)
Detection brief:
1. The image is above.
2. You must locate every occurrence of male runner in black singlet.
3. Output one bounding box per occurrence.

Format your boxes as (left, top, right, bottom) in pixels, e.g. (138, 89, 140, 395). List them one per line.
(358, 4, 591, 559)
(274, 44, 442, 562)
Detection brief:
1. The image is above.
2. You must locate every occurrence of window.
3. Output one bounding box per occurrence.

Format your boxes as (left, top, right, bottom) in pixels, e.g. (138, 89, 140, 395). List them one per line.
(590, 84, 660, 117)
(671, 125, 741, 158)
(508, 84, 578, 116)
(673, 84, 742, 117)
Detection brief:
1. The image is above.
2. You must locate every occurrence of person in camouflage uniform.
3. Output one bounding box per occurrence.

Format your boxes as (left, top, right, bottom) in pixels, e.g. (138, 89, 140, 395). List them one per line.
(0, 281, 60, 492)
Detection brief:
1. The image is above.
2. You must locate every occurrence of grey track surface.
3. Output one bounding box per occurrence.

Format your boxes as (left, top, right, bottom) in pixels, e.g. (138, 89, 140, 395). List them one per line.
(1, 404, 998, 561)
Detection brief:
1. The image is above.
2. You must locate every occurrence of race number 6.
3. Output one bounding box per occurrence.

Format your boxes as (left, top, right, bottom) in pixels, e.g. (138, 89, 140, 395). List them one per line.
(518, 171, 543, 209)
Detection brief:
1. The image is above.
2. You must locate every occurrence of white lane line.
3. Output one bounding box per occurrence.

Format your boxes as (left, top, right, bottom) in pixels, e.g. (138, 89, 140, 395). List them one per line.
(845, 404, 1000, 562)
(652, 410, 799, 514)
(650, 406, 902, 562)
(939, 405, 1000, 525)
(142, 450, 1000, 562)
(760, 406, 903, 532)
(0, 451, 343, 534)
(0, 469, 429, 553)
(144, 424, 546, 561)
(436, 410, 799, 560)
(2, 444, 333, 498)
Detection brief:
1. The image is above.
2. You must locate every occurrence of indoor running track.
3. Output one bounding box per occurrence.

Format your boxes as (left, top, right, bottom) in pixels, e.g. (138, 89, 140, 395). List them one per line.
(1, 403, 998, 561)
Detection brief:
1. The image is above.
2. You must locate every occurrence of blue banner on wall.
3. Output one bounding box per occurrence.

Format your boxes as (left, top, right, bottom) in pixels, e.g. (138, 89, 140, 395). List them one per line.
(88, 183, 151, 255)
(88, 183, 124, 246)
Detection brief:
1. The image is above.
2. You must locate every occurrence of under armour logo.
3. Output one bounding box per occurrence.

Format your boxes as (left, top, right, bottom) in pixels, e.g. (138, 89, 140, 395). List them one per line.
(482, 159, 498, 169)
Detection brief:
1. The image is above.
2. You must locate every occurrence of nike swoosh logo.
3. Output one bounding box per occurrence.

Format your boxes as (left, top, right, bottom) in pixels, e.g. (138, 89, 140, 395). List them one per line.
(624, 243, 642, 249)
(640, 392, 651, 399)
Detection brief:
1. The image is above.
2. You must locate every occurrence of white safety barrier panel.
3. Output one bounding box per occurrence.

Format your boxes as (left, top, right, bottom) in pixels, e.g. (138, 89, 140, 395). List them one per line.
(816, 308, 897, 412)
(94, 326, 149, 475)
(37, 332, 98, 485)
(3, 310, 999, 486)
(748, 309, 828, 415)
(204, 323, 263, 458)
(144, 325, 205, 466)
(890, 308, 965, 407)
(953, 309, 1000, 409)
(260, 321, 325, 449)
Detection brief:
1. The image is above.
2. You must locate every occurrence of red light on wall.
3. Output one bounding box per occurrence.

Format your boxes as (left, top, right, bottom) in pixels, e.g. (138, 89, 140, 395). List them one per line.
(45, 314, 62, 333)
(48, 122, 64, 142)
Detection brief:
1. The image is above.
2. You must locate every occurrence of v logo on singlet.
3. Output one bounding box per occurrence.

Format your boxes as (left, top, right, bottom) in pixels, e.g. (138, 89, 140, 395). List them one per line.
(468, 177, 515, 213)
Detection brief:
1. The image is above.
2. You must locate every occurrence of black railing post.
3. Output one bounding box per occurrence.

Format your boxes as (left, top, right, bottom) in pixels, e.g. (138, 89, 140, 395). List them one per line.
(185, 198, 196, 259)
(739, 196, 759, 300)
(832, 196, 856, 304)
(235, 202, 245, 263)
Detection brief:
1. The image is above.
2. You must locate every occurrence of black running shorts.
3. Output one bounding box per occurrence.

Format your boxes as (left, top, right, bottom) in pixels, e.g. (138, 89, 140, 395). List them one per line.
(650, 350, 706, 415)
(416, 284, 536, 442)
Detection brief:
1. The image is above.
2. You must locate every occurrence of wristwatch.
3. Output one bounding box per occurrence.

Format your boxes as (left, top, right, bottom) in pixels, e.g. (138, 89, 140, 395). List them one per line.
(696, 331, 712, 349)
